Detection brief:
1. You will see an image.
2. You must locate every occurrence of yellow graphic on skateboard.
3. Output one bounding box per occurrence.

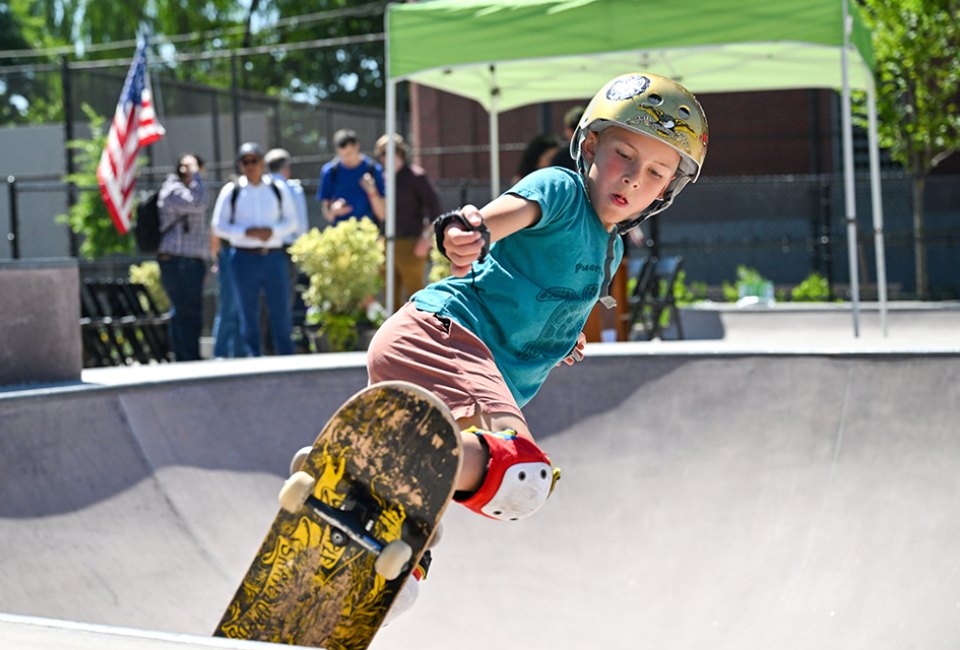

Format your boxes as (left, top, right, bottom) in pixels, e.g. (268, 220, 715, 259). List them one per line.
(214, 382, 462, 650)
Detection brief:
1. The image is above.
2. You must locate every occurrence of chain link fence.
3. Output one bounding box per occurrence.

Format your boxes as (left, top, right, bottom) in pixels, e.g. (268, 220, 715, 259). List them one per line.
(3, 63, 959, 300)
(436, 173, 960, 301)
(3, 169, 959, 301)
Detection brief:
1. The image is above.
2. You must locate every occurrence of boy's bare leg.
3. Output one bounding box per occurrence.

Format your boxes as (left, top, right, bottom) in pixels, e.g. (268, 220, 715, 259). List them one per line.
(454, 411, 532, 493)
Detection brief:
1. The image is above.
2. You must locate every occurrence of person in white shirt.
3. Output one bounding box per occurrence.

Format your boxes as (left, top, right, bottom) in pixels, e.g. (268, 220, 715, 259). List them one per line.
(264, 148, 309, 243)
(211, 142, 299, 356)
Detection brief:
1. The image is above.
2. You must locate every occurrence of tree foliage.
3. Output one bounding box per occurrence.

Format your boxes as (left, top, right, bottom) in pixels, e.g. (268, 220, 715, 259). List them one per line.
(0, 0, 62, 123)
(858, 0, 960, 174)
(242, 0, 388, 105)
(1, 0, 388, 124)
(56, 104, 135, 259)
(856, 0, 960, 297)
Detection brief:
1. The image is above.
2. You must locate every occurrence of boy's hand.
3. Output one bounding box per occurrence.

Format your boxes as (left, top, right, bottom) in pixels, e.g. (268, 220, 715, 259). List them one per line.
(442, 205, 487, 277)
(557, 332, 587, 366)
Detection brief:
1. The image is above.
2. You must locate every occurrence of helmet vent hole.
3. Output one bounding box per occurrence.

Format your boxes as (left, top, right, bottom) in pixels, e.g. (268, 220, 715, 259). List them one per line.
(678, 105, 691, 119)
(647, 93, 663, 106)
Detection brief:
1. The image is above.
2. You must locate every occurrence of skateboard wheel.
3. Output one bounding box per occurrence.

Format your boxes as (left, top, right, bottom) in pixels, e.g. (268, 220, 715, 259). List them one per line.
(279, 471, 316, 513)
(289, 445, 312, 475)
(374, 540, 413, 580)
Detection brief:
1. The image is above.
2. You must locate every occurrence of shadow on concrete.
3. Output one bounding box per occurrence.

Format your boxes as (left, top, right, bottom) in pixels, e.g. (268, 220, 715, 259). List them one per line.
(2, 352, 960, 649)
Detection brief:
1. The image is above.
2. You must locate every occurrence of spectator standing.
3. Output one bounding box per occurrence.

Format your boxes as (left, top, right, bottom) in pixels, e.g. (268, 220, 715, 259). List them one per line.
(265, 148, 309, 244)
(375, 134, 443, 303)
(210, 232, 245, 358)
(317, 129, 385, 226)
(549, 105, 585, 170)
(157, 153, 210, 361)
(513, 133, 560, 183)
(263, 147, 310, 353)
(211, 142, 299, 356)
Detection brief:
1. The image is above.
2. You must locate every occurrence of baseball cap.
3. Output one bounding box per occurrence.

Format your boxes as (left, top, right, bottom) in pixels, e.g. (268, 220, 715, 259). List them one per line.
(264, 148, 290, 165)
(237, 142, 264, 160)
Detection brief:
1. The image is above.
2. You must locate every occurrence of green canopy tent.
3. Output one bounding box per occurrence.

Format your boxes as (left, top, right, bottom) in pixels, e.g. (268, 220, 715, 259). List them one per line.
(383, 0, 887, 335)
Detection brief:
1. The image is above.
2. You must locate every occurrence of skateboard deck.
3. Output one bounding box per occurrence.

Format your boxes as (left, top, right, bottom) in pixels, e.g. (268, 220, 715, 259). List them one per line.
(214, 381, 462, 649)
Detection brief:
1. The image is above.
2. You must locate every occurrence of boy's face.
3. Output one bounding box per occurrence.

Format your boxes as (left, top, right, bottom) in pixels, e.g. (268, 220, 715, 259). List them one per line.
(581, 126, 680, 229)
(337, 139, 362, 167)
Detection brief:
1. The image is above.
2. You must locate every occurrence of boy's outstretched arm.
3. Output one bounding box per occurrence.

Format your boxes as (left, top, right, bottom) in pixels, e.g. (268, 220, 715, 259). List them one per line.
(441, 194, 540, 277)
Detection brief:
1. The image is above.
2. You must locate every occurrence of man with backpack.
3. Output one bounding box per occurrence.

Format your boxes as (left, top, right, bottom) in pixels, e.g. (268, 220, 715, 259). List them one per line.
(211, 142, 299, 356)
(154, 152, 210, 362)
(316, 129, 385, 227)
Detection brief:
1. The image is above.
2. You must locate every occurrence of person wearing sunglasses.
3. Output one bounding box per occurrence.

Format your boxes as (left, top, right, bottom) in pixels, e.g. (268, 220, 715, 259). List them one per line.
(210, 142, 300, 356)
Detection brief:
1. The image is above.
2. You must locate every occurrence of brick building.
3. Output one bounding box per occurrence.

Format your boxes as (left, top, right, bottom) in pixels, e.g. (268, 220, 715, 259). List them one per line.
(409, 84, 958, 182)
(406, 84, 960, 302)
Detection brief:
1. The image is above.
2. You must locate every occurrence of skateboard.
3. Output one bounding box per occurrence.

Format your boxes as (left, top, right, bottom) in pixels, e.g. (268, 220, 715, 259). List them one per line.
(214, 381, 462, 649)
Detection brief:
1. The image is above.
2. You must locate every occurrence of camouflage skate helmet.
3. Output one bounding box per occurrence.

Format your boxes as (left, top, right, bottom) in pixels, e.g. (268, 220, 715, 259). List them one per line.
(572, 72, 708, 229)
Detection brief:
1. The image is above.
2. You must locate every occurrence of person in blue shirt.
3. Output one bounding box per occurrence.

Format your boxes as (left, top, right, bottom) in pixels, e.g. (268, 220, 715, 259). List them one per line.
(364, 72, 709, 624)
(316, 129, 385, 227)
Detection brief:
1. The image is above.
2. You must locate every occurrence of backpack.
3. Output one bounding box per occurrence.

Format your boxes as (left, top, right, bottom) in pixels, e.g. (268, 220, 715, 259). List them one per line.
(133, 190, 163, 253)
(134, 189, 190, 254)
(227, 178, 283, 224)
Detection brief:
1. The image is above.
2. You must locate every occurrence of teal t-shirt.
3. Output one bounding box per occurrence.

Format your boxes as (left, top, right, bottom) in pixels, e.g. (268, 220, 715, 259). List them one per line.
(413, 167, 623, 407)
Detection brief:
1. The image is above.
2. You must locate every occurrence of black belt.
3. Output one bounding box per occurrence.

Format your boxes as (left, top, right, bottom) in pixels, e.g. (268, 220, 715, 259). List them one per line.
(234, 246, 282, 255)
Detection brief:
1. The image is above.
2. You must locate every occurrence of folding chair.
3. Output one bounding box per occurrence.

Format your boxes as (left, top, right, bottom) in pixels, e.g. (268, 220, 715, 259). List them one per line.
(85, 281, 152, 364)
(629, 255, 685, 341)
(626, 256, 657, 336)
(79, 282, 120, 367)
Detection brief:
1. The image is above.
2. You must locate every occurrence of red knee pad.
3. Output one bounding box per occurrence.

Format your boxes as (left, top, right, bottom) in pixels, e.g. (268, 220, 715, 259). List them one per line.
(457, 430, 559, 521)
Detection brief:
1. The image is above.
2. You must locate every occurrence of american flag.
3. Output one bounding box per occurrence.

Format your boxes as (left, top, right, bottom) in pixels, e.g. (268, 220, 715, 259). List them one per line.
(96, 37, 165, 235)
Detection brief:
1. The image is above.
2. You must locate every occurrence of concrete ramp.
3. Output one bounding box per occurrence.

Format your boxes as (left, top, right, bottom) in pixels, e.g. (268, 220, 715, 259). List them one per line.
(2, 351, 959, 649)
(382, 353, 960, 649)
(0, 360, 368, 634)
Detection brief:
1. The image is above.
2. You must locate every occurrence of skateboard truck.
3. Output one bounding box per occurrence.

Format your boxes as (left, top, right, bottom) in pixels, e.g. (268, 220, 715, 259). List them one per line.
(280, 471, 413, 580)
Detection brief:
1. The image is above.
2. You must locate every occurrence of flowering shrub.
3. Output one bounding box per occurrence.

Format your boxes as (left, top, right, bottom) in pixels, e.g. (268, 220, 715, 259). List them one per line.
(289, 218, 384, 351)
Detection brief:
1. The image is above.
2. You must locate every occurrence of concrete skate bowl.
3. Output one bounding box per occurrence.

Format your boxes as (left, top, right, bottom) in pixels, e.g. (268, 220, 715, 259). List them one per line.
(1, 352, 959, 650)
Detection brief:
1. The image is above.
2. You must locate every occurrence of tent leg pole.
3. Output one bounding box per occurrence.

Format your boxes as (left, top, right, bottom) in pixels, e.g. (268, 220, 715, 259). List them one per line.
(489, 101, 500, 199)
(841, 1, 861, 337)
(867, 83, 889, 336)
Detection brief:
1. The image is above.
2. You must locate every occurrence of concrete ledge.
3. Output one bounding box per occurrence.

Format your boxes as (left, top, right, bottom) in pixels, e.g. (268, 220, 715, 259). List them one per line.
(679, 301, 960, 345)
(0, 258, 81, 386)
(0, 614, 309, 650)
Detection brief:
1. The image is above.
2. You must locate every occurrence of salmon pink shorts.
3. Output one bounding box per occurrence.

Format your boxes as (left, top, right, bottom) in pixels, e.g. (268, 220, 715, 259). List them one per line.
(367, 302, 524, 423)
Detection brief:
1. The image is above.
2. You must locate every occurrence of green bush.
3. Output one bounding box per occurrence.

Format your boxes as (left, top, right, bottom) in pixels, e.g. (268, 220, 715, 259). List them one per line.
(790, 272, 832, 302)
(289, 218, 384, 351)
(129, 261, 170, 313)
(671, 270, 708, 306)
(723, 265, 773, 303)
(56, 105, 135, 259)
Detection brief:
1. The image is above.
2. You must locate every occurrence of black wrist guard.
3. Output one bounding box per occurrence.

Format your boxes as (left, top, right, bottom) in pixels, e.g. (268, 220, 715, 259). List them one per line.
(433, 210, 491, 264)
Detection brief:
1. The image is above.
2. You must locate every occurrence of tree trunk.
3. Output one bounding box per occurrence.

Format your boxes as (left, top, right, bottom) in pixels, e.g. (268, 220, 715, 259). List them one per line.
(912, 175, 928, 299)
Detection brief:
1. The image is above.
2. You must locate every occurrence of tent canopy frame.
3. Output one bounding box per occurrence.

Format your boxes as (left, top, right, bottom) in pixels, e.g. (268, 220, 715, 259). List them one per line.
(383, 0, 887, 336)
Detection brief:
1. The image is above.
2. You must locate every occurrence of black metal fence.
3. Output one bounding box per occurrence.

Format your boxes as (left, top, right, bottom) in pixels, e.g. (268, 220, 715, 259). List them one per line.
(438, 172, 960, 300)
(2, 172, 959, 301)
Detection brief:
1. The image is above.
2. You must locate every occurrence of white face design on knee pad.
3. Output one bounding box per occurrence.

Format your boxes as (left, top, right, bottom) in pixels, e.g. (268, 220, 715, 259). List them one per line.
(480, 461, 553, 521)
